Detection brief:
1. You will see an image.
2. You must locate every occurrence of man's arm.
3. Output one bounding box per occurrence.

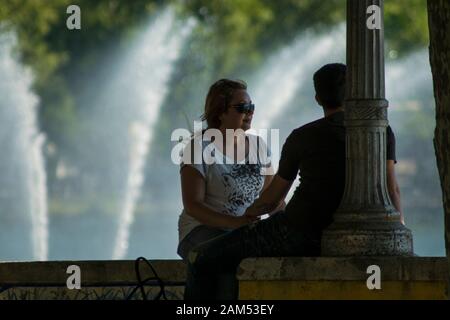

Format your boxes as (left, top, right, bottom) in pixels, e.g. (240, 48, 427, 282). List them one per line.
(245, 174, 293, 217)
(386, 160, 404, 224)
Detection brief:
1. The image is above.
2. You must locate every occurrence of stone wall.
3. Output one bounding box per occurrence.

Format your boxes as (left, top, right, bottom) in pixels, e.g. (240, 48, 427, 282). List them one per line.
(237, 257, 448, 300)
(0, 257, 447, 300)
(0, 260, 186, 300)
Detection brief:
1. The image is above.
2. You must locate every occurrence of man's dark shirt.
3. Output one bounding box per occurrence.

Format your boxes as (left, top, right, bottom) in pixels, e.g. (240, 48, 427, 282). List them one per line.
(277, 111, 396, 238)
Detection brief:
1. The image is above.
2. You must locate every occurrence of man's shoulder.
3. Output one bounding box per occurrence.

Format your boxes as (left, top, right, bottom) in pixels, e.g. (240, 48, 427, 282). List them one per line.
(286, 113, 345, 146)
(290, 117, 328, 137)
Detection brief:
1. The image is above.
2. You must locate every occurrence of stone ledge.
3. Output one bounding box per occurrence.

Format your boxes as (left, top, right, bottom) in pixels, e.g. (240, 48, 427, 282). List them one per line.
(0, 260, 186, 286)
(237, 257, 449, 299)
(237, 257, 448, 281)
(1, 257, 448, 300)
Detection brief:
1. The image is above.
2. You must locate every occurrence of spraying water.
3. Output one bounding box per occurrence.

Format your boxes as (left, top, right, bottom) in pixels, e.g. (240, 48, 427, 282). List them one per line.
(111, 9, 195, 259)
(0, 32, 48, 260)
(386, 50, 432, 106)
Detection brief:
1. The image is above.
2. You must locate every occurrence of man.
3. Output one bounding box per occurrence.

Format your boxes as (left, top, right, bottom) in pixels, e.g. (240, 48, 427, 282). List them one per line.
(184, 63, 402, 300)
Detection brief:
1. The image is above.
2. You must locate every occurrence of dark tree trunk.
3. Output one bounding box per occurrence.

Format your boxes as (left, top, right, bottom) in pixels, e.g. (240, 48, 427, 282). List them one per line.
(427, 0, 450, 296)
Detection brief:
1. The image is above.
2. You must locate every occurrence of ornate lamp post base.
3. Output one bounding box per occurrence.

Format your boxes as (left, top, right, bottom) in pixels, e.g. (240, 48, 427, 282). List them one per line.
(322, 222, 413, 256)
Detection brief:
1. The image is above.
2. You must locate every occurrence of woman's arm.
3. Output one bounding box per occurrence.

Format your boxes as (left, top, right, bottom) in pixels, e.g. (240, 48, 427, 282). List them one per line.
(386, 160, 405, 224)
(181, 166, 257, 229)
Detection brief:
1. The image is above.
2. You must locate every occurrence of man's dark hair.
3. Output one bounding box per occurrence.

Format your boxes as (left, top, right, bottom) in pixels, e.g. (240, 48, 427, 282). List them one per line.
(313, 63, 347, 109)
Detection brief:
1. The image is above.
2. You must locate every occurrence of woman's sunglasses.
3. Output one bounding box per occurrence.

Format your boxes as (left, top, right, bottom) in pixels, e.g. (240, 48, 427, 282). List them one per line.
(231, 103, 255, 114)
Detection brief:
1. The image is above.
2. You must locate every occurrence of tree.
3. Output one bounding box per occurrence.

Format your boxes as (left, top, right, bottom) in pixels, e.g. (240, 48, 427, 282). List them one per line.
(427, 0, 450, 293)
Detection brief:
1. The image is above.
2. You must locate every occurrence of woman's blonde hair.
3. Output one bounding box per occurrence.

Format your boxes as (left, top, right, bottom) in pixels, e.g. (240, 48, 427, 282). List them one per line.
(201, 79, 247, 129)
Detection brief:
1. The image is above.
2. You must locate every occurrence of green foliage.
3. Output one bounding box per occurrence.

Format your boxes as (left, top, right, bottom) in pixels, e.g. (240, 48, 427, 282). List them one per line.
(0, 0, 69, 77)
(181, 0, 346, 75)
(180, 0, 428, 75)
(385, 0, 429, 54)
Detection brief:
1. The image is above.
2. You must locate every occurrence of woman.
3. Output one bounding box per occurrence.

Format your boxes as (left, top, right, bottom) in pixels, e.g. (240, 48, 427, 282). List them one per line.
(177, 79, 279, 260)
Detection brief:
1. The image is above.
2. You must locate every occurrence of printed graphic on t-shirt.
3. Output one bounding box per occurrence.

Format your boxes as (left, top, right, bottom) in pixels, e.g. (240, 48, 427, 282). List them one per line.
(221, 164, 263, 215)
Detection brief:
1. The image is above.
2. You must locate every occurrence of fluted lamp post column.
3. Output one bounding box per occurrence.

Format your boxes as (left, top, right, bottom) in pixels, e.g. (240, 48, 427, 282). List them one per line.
(321, 0, 413, 256)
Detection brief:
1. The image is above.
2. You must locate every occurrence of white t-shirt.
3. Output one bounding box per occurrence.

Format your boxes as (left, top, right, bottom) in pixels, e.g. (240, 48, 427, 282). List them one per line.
(178, 134, 272, 243)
